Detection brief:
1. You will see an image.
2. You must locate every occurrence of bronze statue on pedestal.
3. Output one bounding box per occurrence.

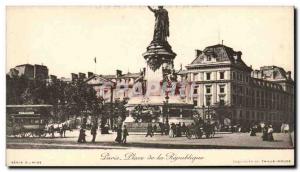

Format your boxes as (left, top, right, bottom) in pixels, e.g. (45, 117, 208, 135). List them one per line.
(143, 6, 176, 72)
(148, 6, 169, 43)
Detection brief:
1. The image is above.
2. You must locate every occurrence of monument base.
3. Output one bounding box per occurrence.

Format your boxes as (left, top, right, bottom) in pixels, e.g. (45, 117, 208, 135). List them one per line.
(143, 41, 176, 71)
(123, 122, 160, 132)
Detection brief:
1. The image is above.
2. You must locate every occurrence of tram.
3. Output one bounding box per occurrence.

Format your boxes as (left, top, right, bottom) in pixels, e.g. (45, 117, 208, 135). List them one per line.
(6, 105, 53, 138)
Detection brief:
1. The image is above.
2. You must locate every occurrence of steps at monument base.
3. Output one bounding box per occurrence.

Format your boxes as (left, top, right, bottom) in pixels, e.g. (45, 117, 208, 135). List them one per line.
(124, 122, 161, 133)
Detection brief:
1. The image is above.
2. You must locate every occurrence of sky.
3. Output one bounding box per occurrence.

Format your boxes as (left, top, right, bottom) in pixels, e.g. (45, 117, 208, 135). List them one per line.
(6, 6, 294, 78)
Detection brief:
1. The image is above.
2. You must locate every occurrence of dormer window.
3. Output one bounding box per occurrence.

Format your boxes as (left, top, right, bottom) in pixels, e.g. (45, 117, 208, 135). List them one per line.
(207, 56, 211, 61)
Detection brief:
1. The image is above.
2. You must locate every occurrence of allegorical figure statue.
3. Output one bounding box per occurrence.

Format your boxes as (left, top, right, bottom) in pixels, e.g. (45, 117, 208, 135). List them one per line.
(148, 6, 169, 43)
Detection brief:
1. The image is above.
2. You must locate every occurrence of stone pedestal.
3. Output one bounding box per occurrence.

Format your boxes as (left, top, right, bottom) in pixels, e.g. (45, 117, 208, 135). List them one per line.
(143, 41, 176, 72)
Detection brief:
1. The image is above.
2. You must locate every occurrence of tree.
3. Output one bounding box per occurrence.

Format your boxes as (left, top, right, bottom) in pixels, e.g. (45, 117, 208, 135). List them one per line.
(6, 74, 105, 124)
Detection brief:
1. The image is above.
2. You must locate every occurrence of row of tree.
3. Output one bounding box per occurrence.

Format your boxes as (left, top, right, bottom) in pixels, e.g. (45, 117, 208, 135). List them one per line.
(6, 74, 127, 124)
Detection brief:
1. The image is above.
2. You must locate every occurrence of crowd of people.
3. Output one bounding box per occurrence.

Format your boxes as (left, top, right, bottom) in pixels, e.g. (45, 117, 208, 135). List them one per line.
(77, 123, 130, 144)
(145, 122, 216, 139)
(157, 122, 188, 137)
(249, 123, 284, 142)
(71, 121, 291, 144)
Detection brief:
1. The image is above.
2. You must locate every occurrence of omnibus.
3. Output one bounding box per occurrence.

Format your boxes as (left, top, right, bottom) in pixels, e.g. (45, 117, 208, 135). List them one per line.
(6, 104, 53, 137)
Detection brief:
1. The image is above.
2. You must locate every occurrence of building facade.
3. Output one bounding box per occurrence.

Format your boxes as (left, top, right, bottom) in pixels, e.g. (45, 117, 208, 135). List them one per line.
(85, 70, 145, 103)
(179, 44, 294, 130)
(9, 64, 49, 80)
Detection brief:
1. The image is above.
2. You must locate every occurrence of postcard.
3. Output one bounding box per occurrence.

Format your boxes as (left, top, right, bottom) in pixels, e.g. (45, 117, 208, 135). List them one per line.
(6, 6, 295, 167)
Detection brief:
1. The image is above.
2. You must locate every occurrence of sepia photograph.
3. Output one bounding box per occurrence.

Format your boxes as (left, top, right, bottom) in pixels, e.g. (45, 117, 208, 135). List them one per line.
(5, 6, 295, 167)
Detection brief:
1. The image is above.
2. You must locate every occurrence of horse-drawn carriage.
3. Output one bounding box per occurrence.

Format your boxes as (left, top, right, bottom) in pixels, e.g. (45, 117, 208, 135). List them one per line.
(7, 105, 74, 138)
(7, 105, 53, 138)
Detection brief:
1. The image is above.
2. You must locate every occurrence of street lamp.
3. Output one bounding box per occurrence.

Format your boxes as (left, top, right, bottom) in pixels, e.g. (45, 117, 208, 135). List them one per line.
(165, 94, 169, 124)
(202, 104, 205, 122)
(207, 105, 211, 123)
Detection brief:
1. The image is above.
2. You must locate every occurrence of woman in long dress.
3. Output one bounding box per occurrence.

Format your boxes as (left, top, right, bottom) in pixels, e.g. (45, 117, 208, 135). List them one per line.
(115, 125, 122, 143)
(267, 125, 274, 141)
(169, 123, 174, 138)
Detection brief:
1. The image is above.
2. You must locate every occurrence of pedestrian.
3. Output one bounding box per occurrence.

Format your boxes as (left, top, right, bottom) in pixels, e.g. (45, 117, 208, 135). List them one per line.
(91, 124, 97, 143)
(153, 124, 157, 133)
(105, 124, 110, 134)
(165, 123, 170, 135)
(268, 125, 274, 141)
(115, 125, 122, 143)
(169, 123, 175, 138)
(182, 122, 187, 136)
(284, 123, 289, 133)
(281, 123, 285, 133)
(262, 124, 268, 141)
(113, 125, 117, 132)
(145, 123, 153, 137)
(62, 123, 67, 137)
(159, 122, 164, 135)
(77, 127, 86, 143)
(122, 125, 129, 144)
(178, 122, 182, 137)
(50, 125, 55, 138)
(59, 124, 64, 138)
(250, 125, 256, 136)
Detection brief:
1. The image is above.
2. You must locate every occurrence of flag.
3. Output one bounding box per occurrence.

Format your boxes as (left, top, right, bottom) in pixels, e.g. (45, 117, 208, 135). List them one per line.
(94, 57, 97, 63)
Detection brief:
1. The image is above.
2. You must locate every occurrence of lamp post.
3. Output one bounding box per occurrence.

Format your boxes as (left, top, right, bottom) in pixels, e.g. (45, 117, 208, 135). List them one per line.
(202, 104, 205, 122)
(207, 105, 211, 123)
(165, 94, 169, 124)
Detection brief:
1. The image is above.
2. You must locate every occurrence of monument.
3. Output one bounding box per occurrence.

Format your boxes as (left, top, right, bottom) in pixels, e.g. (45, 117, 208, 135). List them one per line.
(125, 6, 194, 131)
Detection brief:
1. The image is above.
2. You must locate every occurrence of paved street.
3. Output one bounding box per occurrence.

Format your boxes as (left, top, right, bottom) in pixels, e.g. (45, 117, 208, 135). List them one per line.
(7, 129, 294, 149)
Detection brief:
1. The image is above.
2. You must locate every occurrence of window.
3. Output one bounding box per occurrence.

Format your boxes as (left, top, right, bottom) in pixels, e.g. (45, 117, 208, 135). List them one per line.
(193, 87, 198, 94)
(238, 86, 243, 95)
(206, 96, 212, 106)
(206, 73, 211, 80)
(193, 99, 198, 106)
(206, 85, 211, 94)
(193, 73, 198, 81)
(246, 111, 250, 119)
(219, 95, 225, 105)
(219, 85, 225, 93)
(245, 76, 249, 82)
(220, 72, 225, 79)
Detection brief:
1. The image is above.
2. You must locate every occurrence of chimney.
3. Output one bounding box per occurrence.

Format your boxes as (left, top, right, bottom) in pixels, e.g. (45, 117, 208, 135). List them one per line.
(88, 72, 94, 78)
(236, 51, 242, 60)
(79, 73, 86, 80)
(50, 75, 57, 81)
(116, 70, 122, 77)
(286, 71, 292, 79)
(195, 49, 202, 58)
(71, 73, 78, 81)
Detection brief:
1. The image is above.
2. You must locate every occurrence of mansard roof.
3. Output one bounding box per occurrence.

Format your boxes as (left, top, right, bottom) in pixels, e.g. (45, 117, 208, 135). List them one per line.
(85, 71, 144, 86)
(187, 44, 252, 72)
(250, 77, 284, 91)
